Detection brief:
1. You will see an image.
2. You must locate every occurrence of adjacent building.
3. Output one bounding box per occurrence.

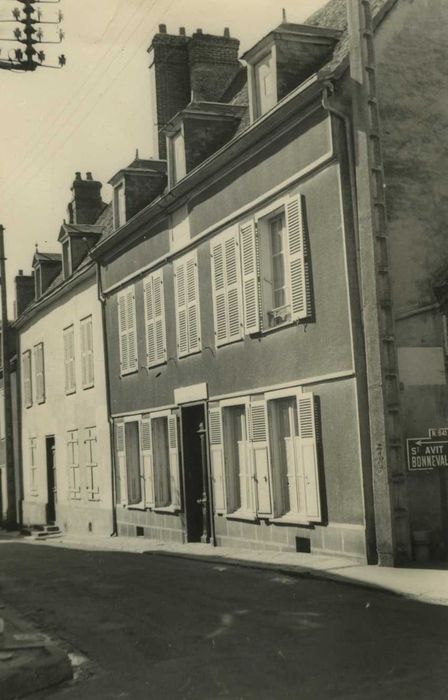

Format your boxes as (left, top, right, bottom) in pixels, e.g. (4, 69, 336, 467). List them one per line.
(14, 174, 114, 536)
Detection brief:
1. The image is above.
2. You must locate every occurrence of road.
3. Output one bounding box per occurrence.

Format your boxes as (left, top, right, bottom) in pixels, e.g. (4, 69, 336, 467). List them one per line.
(0, 539, 447, 699)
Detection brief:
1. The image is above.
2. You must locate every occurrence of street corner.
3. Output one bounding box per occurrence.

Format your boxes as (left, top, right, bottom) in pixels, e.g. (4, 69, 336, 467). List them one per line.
(0, 607, 72, 700)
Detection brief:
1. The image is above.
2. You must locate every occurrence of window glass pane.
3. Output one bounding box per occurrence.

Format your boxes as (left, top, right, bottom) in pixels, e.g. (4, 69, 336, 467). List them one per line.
(151, 417, 171, 506)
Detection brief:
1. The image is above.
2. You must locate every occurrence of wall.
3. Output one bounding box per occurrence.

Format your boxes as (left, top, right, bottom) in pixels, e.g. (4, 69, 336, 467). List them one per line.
(375, 0, 448, 550)
(20, 271, 113, 535)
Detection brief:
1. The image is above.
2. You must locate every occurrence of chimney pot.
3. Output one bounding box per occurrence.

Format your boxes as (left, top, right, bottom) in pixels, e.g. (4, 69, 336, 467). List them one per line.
(224, 27, 230, 37)
(179, 27, 186, 36)
(158, 23, 167, 33)
(18, 269, 23, 276)
(196, 28, 203, 34)
(75, 171, 82, 180)
(86, 171, 93, 180)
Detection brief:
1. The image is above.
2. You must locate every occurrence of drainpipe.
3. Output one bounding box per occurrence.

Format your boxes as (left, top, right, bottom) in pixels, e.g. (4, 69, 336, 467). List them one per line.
(96, 262, 118, 536)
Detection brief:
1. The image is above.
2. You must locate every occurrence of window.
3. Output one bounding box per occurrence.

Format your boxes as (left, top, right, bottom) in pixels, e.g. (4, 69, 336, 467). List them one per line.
(62, 240, 71, 278)
(67, 429, 80, 500)
(117, 287, 138, 375)
(115, 413, 181, 510)
(114, 182, 126, 228)
(174, 252, 201, 357)
(241, 194, 311, 333)
(268, 393, 321, 522)
(170, 130, 186, 185)
(84, 427, 99, 501)
(63, 325, 76, 394)
(80, 316, 94, 388)
(22, 350, 32, 408)
(209, 400, 272, 519)
(30, 437, 38, 497)
(209, 392, 321, 524)
(210, 228, 243, 347)
(33, 342, 45, 404)
(143, 272, 166, 367)
(254, 50, 277, 117)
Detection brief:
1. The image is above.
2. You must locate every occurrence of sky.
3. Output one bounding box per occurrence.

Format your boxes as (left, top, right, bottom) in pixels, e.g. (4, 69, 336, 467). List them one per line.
(0, 0, 327, 313)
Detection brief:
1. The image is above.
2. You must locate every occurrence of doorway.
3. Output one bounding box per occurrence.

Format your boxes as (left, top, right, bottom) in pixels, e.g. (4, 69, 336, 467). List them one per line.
(46, 436, 56, 524)
(181, 403, 211, 543)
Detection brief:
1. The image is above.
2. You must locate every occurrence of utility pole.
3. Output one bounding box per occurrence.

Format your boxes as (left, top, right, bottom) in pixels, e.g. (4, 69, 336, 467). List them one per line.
(0, 0, 66, 71)
(0, 226, 16, 526)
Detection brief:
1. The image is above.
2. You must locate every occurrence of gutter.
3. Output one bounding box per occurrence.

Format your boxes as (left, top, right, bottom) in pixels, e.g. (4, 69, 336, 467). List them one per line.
(96, 263, 118, 537)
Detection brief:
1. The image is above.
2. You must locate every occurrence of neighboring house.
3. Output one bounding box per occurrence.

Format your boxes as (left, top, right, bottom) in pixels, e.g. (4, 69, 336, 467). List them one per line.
(14, 173, 114, 536)
(0, 322, 20, 525)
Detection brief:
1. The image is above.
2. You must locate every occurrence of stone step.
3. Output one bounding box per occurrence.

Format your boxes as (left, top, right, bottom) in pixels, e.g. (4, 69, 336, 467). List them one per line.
(21, 524, 63, 539)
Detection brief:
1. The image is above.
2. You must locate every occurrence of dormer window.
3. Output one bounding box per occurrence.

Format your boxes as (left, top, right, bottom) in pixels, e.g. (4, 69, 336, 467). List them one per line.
(62, 240, 71, 278)
(114, 182, 126, 229)
(34, 266, 42, 300)
(253, 49, 277, 118)
(170, 130, 186, 186)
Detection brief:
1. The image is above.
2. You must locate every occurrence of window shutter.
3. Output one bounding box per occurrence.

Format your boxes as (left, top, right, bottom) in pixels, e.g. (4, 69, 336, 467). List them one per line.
(126, 289, 138, 372)
(211, 240, 228, 346)
(174, 261, 188, 357)
(286, 195, 311, 321)
(249, 400, 272, 516)
(297, 393, 321, 522)
(153, 273, 166, 364)
(240, 219, 260, 334)
(118, 293, 129, 374)
(86, 318, 94, 386)
(63, 332, 70, 394)
(208, 407, 227, 514)
(144, 275, 156, 365)
(80, 320, 88, 387)
(225, 236, 242, 341)
(186, 254, 201, 353)
(168, 414, 181, 509)
(140, 415, 154, 507)
(23, 351, 32, 407)
(34, 344, 45, 403)
(69, 328, 76, 392)
(115, 422, 127, 505)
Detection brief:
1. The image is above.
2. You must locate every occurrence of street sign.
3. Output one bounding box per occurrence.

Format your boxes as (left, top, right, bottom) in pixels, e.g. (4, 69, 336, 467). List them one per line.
(407, 438, 448, 471)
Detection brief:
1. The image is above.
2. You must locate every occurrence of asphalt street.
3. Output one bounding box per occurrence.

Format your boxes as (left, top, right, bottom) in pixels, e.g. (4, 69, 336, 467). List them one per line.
(0, 540, 447, 699)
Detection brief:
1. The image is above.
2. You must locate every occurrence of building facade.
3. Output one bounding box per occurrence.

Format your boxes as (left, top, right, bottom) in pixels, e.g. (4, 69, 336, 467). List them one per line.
(15, 176, 114, 536)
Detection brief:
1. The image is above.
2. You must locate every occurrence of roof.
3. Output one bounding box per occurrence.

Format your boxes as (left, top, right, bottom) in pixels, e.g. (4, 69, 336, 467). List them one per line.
(32, 252, 62, 268)
(305, 0, 399, 78)
(58, 222, 105, 242)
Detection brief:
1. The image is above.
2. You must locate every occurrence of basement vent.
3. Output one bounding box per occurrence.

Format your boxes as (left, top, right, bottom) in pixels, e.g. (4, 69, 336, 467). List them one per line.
(295, 536, 311, 554)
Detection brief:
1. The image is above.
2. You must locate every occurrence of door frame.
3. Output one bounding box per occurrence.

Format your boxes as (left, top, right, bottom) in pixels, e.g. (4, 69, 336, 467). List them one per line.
(179, 400, 216, 546)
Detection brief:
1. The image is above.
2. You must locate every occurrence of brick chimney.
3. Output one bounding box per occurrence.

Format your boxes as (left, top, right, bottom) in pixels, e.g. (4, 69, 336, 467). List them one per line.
(68, 172, 105, 225)
(14, 270, 34, 318)
(188, 29, 240, 102)
(148, 28, 191, 160)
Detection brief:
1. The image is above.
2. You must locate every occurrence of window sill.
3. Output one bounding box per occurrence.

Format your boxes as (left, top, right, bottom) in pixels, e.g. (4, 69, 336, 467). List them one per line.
(82, 383, 95, 391)
(226, 510, 257, 522)
(65, 389, 77, 397)
(146, 360, 167, 370)
(215, 335, 244, 350)
(154, 505, 181, 514)
(177, 347, 202, 360)
(36, 398, 46, 405)
(270, 514, 313, 526)
(120, 368, 139, 378)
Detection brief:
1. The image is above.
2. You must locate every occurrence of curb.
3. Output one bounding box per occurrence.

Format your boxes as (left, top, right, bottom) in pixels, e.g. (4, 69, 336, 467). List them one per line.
(0, 644, 72, 700)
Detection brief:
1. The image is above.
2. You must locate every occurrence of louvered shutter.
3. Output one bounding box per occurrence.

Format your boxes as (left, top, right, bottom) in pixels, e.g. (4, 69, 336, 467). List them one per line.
(118, 294, 129, 374)
(126, 289, 138, 372)
(174, 261, 188, 356)
(211, 240, 228, 346)
(34, 344, 45, 403)
(238, 437, 254, 514)
(153, 272, 166, 364)
(144, 276, 156, 365)
(69, 328, 76, 392)
(225, 236, 242, 341)
(208, 407, 227, 514)
(140, 415, 154, 507)
(115, 422, 127, 505)
(240, 219, 260, 334)
(86, 318, 94, 386)
(249, 400, 272, 515)
(23, 351, 32, 407)
(297, 393, 321, 522)
(80, 320, 88, 387)
(286, 195, 310, 320)
(168, 414, 181, 509)
(63, 331, 69, 394)
(186, 254, 201, 353)
(285, 436, 300, 516)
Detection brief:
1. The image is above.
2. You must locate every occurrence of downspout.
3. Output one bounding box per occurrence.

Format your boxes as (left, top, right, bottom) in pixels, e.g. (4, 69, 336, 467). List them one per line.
(321, 81, 377, 563)
(97, 262, 118, 536)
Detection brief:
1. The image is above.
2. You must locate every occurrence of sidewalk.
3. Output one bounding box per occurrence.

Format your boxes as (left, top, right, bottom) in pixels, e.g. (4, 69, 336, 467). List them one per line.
(11, 531, 448, 607)
(0, 602, 72, 700)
